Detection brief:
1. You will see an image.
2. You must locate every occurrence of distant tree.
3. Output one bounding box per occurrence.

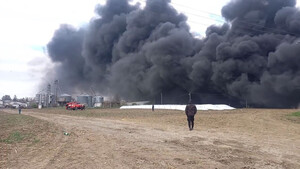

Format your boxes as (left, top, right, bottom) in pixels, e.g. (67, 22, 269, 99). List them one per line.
(112, 94, 121, 108)
(113, 94, 121, 103)
(19, 98, 26, 103)
(2, 95, 11, 101)
(13, 95, 17, 101)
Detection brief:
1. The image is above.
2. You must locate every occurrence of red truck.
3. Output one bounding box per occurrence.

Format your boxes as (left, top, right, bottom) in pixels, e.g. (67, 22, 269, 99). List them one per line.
(66, 102, 85, 110)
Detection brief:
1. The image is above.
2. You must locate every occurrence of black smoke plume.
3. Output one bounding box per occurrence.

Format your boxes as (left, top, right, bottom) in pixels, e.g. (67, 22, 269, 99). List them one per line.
(45, 0, 300, 108)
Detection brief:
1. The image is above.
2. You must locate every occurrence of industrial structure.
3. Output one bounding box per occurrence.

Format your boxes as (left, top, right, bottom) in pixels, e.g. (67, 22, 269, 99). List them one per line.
(93, 96, 104, 107)
(35, 80, 104, 108)
(75, 95, 104, 108)
(57, 94, 72, 106)
(77, 95, 93, 107)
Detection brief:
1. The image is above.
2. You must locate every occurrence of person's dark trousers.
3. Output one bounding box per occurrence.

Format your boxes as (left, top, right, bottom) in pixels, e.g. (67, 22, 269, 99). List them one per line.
(187, 115, 194, 130)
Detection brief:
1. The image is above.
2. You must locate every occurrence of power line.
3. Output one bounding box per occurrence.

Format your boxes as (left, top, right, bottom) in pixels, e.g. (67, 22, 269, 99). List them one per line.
(135, 0, 225, 23)
(187, 14, 300, 37)
(232, 19, 300, 37)
(187, 20, 218, 27)
(234, 23, 300, 38)
(183, 9, 300, 37)
(181, 11, 225, 23)
(136, 0, 223, 18)
(134, 0, 300, 37)
(170, 1, 224, 18)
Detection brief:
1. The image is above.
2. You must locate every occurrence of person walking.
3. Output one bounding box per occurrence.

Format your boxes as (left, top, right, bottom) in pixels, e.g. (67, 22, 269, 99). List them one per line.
(185, 101, 197, 130)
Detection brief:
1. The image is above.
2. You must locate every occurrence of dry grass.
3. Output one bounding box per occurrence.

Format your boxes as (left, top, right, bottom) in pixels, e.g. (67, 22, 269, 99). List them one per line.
(27, 107, 299, 134)
(2, 108, 300, 168)
(0, 110, 63, 168)
(28, 108, 186, 129)
(0, 110, 61, 142)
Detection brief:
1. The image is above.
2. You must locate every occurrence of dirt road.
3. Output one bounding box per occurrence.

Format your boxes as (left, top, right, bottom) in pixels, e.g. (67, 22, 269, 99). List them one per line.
(2, 109, 300, 169)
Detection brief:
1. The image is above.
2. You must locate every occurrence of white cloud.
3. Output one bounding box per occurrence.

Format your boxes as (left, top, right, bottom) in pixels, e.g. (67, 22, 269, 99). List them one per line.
(0, 0, 102, 98)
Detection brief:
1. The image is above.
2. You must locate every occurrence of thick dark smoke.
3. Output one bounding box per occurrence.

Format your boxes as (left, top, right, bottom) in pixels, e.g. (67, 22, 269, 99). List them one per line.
(45, 0, 300, 108)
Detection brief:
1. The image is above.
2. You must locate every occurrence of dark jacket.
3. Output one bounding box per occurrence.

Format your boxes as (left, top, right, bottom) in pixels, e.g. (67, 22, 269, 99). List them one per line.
(185, 104, 197, 116)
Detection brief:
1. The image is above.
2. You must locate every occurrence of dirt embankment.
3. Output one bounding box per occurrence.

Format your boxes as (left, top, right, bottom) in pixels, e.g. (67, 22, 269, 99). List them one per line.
(1, 108, 300, 169)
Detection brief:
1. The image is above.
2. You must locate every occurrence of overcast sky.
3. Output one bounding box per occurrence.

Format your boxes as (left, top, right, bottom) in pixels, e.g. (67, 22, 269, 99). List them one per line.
(0, 0, 298, 98)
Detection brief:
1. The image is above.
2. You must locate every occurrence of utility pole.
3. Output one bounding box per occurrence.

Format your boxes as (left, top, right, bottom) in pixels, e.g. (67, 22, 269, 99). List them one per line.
(39, 94, 42, 108)
(160, 92, 163, 105)
(54, 80, 58, 106)
(46, 84, 51, 107)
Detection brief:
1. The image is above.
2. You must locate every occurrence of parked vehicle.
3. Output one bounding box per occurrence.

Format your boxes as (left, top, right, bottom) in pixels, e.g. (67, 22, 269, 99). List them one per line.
(66, 102, 85, 110)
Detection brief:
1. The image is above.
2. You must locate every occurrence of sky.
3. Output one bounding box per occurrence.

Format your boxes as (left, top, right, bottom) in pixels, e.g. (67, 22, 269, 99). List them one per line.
(0, 0, 298, 98)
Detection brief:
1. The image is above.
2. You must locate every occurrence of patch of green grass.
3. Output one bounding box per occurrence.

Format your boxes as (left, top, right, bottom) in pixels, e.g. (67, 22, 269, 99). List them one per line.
(290, 111, 300, 117)
(0, 114, 35, 127)
(0, 111, 58, 145)
(32, 138, 40, 144)
(286, 111, 300, 124)
(1, 131, 24, 144)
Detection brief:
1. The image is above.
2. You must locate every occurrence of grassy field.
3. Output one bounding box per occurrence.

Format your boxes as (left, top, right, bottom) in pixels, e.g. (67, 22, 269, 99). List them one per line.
(0, 113, 40, 144)
(290, 111, 300, 116)
(28, 107, 300, 132)
(28, 107, 186, 130)
(0, 110, 62, 168)
(1, 108, 300, 168)
(287, 111, 300, 123)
